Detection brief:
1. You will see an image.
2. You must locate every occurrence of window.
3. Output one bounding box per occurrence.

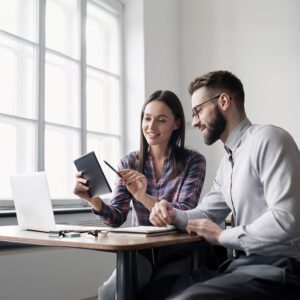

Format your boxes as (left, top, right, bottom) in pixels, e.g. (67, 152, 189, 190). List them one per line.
(0, 0, 123, 208)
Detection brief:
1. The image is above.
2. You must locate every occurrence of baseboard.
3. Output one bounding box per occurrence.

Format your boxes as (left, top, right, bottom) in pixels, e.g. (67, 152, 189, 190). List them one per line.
(81, 296, 97, 300)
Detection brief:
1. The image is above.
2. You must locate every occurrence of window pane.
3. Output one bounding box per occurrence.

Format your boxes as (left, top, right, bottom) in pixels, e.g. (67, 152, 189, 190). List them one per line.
(0, 0, 123, 207)
(0, 0, 38, 42)
(0, 117, 36, 199)
(87, 134, 121, 188)
(45, 125, 80, 199)
(0, 35, 37, 119)
(86, 68, 121, 134)
(87, 2, 120, 74)
(45, 52, 80, 127)
(46, 0, 80, 58)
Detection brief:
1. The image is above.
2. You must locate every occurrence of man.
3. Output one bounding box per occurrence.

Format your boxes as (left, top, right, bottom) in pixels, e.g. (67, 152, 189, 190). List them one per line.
(147, 71, 300, 299)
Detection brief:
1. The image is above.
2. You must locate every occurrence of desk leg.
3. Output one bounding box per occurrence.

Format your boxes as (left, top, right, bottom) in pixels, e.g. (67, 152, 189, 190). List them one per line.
(192, 243, 199, 271)
(116, 250, 137, 300)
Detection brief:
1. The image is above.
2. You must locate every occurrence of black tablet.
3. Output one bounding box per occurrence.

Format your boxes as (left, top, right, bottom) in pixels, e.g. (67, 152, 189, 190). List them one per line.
(74, 151, 112, 197)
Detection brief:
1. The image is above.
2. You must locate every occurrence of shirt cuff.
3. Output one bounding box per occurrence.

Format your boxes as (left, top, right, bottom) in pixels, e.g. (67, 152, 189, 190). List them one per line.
(218, 226, 243, 250)
(92, 201, 107, 217)
(172, 209, 188, 231)
(92, 207, 101, 216)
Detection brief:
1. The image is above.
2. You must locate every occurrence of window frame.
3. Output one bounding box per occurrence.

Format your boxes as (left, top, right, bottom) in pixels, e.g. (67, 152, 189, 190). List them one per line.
(0, 0, 124, 210)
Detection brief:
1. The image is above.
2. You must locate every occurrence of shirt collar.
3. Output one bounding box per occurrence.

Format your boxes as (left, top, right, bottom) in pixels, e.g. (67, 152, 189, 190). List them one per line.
(224, 118, 252, 151)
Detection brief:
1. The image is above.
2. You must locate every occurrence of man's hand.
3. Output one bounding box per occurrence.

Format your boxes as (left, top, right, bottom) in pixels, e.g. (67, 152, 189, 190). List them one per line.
(186, 219, 222, 245)
(150, 200, 176, 226)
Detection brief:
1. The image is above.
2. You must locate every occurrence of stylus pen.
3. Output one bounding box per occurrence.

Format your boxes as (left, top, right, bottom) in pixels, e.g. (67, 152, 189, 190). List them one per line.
(103, 160, 123, 178)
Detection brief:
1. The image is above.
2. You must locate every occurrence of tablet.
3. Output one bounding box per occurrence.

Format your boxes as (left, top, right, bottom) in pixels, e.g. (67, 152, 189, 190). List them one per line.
(74, 151, 112, 197)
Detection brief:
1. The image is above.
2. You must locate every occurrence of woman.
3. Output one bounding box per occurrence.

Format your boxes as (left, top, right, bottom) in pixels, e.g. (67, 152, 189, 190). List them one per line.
(74, 90, 206, 300)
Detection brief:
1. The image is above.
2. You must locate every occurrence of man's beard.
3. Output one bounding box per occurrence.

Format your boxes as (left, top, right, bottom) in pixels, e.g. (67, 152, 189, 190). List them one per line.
(202, 105, 226, 145)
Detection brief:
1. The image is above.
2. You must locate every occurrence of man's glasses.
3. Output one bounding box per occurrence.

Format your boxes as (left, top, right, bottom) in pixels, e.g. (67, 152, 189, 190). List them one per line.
(192, 94, 221, 119)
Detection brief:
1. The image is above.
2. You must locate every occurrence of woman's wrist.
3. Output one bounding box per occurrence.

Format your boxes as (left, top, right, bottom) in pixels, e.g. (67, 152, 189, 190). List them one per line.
(134, 193, 157, 210)
(87, 196, 103, 212)
(133, 191, 147, 203)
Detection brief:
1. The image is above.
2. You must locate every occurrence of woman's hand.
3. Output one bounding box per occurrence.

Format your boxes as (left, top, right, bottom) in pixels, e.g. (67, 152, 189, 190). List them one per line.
(119, 169, 147, 201)
(73, 171, 102, 212)
(73, 171, 90, 201)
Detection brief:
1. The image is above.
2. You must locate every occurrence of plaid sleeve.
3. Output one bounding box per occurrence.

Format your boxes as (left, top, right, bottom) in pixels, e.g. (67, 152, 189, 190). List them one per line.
(94, 183, 131, 227)
(171, 151, 206, 211)
(93, 154, 135, 227)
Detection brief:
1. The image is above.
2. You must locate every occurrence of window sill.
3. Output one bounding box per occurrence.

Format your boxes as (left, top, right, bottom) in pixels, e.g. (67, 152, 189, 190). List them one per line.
(0, 206, 94, 218)
(0, 193, 113, 216)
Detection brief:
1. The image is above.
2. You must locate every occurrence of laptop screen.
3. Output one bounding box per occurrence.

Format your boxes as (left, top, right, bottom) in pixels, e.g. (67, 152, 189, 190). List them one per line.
(10, 172, 57, 231)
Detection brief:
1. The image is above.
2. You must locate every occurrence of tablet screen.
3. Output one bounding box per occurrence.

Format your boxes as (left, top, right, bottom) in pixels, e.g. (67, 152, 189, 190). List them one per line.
(74, 151, 112, 197)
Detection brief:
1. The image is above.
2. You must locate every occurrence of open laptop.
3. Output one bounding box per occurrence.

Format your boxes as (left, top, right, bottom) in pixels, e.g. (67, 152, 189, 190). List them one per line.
(10, 172, 105, 233)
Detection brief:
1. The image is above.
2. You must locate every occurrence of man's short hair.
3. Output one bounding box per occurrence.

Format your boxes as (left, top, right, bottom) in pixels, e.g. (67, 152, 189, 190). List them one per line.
(188, 70, 245, 111)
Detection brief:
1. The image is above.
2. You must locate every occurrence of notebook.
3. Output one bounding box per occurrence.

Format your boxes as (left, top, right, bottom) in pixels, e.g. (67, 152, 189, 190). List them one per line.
(108, 225, 177, 236)
(10, 172, 106, 233)
(74, 151, 112, 197)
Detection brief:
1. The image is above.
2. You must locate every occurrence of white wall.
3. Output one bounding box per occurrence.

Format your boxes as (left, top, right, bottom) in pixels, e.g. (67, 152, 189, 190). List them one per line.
(143, 0, 181, 97)
(0, 247, 114, 300)
(123, 0, 145, 152)
(123, 0, 182, 152)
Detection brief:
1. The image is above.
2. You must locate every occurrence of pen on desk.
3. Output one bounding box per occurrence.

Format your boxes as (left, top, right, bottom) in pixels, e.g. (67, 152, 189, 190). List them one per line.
(103, 160, 123, 178)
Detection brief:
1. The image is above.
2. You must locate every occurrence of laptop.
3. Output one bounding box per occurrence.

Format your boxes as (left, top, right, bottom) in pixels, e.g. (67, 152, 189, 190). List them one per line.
(10, 172, 105, 233)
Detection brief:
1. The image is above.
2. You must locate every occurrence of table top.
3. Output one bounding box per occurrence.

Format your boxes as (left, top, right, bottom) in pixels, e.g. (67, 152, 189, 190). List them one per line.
(0, 225, 203, 251)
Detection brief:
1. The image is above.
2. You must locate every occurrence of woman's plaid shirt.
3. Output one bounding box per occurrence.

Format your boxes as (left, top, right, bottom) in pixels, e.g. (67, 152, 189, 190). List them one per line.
(94, 148, 206, 227)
